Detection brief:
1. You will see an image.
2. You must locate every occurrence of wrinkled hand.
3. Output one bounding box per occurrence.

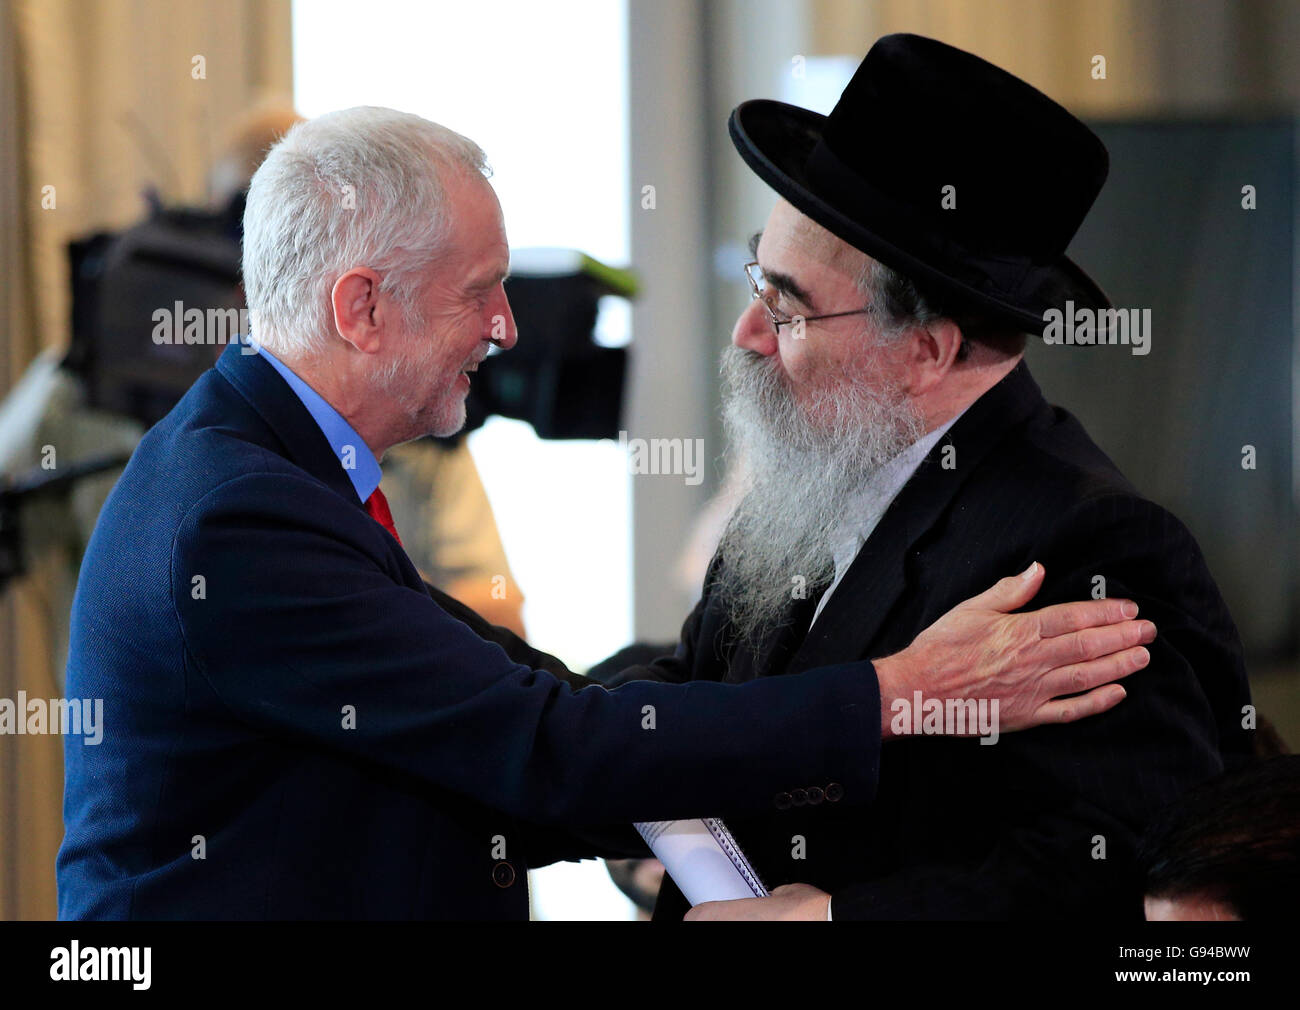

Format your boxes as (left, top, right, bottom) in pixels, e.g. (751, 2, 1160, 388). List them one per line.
(685, 884, 831, 921)
(873, 562, 1154, 738)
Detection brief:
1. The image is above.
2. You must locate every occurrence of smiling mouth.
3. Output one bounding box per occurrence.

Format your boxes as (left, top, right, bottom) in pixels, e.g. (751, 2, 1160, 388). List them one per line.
(459, 343, 494, 379)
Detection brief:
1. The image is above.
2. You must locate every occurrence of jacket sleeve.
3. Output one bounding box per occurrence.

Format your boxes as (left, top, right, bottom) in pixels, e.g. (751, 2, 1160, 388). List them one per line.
(172, 471, 881, 829)
(419, 578, 592, 692)
(507, 590, 720, 865)
(420, 579, 652, 863)
(830, 494, 1248, 919)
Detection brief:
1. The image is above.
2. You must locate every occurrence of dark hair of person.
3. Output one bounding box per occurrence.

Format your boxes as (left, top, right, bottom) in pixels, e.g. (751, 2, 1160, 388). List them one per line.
(1138, 755, 1300, 921)
(861, 258, 1029, 363)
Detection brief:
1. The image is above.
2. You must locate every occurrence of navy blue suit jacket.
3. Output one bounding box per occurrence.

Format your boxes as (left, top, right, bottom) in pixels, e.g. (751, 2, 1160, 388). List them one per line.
(57, 342, 880, 920)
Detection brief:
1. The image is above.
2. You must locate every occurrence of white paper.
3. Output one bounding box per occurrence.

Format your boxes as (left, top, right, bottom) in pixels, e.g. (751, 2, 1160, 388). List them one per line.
(634, 817, 768, 905)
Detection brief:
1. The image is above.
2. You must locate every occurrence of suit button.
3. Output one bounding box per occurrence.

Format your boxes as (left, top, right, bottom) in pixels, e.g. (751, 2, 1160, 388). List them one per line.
(825, 782, 844, 803)
(807, 786, 825, 805)
(791, 788, 808, 807)
(774, 791, 793, 810)
(492, 862, 516, 888)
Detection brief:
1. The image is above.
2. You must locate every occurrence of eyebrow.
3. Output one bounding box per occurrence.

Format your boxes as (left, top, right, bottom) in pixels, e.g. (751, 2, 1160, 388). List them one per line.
(470, 263, 510, 290)
(747, 230, 816, 311)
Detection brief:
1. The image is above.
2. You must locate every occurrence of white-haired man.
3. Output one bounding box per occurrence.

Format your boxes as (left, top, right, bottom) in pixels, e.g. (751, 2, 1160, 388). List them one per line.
(58, 105, 1153, 920)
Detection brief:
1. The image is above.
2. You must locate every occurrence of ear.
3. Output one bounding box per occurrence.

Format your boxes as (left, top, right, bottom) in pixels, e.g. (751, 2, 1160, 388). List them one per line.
(331, 268, 389, 354)
(902, 317, 963, 396)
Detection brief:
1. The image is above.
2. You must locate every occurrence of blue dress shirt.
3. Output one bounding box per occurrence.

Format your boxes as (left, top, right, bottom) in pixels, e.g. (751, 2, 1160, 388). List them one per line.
(257, 346, 382, 504)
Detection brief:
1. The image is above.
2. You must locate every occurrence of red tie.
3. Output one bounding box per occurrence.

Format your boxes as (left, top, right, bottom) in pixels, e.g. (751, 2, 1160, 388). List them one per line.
(364, 486, 403, 546)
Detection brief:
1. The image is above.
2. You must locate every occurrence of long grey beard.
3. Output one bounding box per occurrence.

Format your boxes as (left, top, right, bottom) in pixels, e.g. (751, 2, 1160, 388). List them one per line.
(713, 344, 925, 650)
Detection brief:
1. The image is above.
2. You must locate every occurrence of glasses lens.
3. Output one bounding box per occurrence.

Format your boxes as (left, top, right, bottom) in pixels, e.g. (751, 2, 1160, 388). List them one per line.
(745, 264, 779, 328)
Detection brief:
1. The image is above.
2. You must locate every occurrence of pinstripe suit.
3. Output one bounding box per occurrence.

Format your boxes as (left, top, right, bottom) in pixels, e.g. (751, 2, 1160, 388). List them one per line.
(627, 360, 1253, 920)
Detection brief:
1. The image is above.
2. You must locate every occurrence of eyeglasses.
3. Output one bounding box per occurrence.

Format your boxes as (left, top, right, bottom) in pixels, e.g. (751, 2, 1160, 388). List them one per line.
(744, 261, 876, 332)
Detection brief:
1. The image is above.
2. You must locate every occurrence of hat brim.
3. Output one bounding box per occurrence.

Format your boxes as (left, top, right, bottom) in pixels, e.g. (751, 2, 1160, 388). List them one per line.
(729, 99, 1111, 335)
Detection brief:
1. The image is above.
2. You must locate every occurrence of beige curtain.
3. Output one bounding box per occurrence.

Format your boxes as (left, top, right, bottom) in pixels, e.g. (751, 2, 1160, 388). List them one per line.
(807, 0, 1300, 115)
(0, 0, 292, 921)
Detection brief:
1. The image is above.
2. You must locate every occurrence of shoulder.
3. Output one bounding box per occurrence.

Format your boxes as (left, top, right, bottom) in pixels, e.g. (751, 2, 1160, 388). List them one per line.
(937, 391, 1213, 557)
(92, 365, 357, 589)
(966, 401, 1139, 510)
(938, 399, 1219, 596)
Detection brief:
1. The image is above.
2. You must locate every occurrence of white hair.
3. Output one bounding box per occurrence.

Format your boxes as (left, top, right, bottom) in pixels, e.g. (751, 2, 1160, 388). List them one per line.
(241, 106, 489, 358)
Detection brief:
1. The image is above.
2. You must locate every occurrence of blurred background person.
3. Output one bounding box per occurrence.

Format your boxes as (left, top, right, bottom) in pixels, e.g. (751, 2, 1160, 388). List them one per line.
(1141, 754, 1299, 922)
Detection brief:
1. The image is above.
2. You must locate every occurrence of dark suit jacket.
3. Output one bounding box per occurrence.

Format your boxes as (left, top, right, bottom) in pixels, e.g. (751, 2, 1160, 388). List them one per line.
(57, 342, 882, 920)
(622, 361, 1253, 920)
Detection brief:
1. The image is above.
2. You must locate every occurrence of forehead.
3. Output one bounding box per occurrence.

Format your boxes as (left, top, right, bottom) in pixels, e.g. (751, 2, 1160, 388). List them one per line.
(447, 172, 508, 254)
(758, 200, 864, 276)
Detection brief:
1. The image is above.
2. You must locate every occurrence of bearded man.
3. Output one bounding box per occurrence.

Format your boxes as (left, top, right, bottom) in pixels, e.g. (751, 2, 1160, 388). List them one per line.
(616, 34, 1253, 921)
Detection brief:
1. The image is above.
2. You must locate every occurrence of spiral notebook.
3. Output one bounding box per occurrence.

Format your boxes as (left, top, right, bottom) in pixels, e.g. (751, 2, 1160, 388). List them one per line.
(634, 818, 768, 904)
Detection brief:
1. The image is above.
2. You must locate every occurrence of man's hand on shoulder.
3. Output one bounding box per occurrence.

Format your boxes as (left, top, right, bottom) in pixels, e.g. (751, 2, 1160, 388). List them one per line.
(872, 561, 1155, 739)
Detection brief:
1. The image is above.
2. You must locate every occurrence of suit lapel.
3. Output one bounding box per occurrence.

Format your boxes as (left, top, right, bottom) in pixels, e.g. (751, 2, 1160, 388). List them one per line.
(214, 342, 364, 510)
(789, 360, 1048, 673)
(213, 343, 432, 593)
(723, 587, 823, 682)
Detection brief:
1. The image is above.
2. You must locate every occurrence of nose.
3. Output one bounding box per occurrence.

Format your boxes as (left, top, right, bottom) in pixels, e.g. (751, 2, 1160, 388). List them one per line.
(487, 286, 518, 351)
(732, 298, 779, 357)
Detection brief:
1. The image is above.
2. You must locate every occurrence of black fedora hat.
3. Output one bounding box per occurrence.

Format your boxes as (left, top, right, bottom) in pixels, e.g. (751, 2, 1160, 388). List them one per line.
(729, 33, 1112, 334)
